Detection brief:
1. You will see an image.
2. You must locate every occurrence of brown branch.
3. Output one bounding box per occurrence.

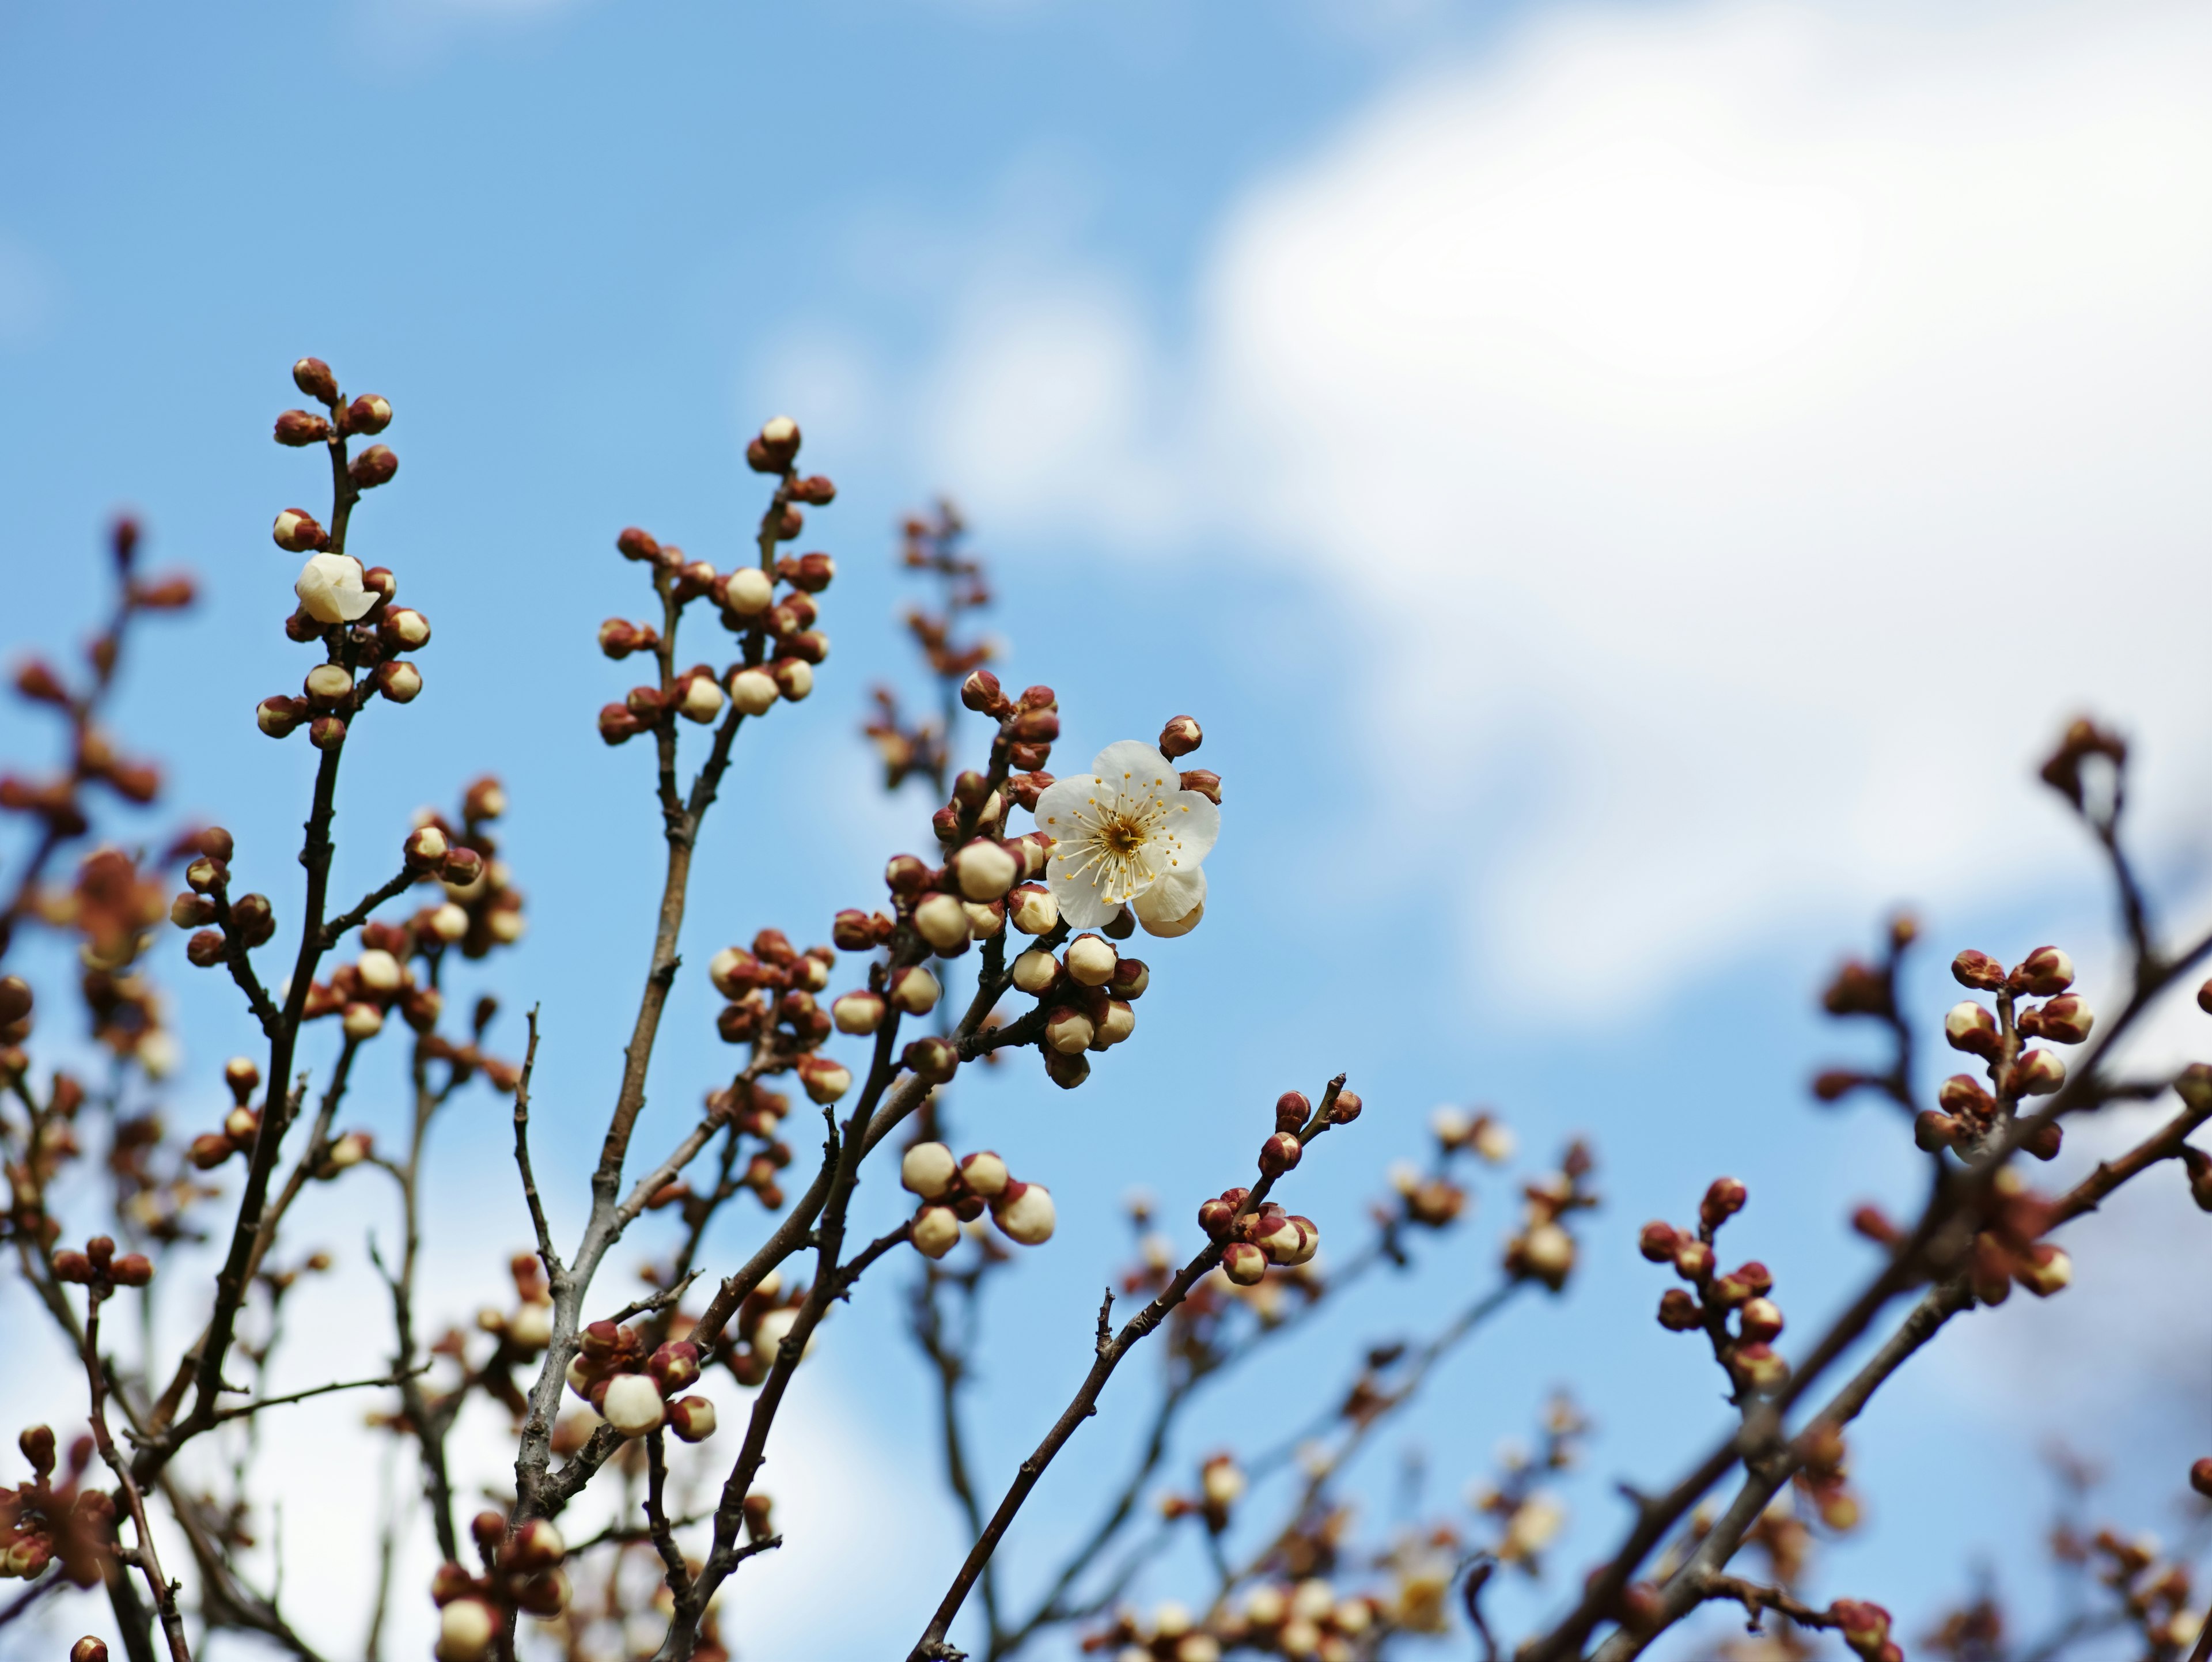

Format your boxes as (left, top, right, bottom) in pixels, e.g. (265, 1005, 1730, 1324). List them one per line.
(315, 866, 414, 952)
(82, 1291, 194, 1662)
(210, 1364, 430, 1425)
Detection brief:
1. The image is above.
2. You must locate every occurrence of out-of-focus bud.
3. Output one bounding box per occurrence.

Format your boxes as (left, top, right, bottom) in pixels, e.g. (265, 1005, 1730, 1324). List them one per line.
(1700, 1177, 1747, 1228)
(831, 990, 885, 1035)
(1657, 1288, 1702, 1331)
(1066, 933, 1117, 987)
(358, 948, 404, 993)
(616, 526, 662, 562)
(1738, 1296, 1785, 1342)
(2033, 994, 2094, 1044)
(1914, 1110, 1962, 1152)
(272, 508, 327, 552)
(2191, 1457, 2212, 1499)
(1950, 949, 2007, 991)
(1938, 1074, 1994, 1117)
(1259, 1131, 1302, 1176)
(1013, 948, 1063, 996)
(600, 1373, 666, 1438)
(1221, 1241, 1267, 1285)
(274, 409, 330, 446)
(597, 703, 645, 745)
(668, 1396, 718, 1443)
(913, 892, 971, 952)
(2178, 1063, 2212, 1112)
(1822, 959, 1892, 1017)
(71, 1639, 109, 1662)
(903, 1037, 958, 1086)
(372, 660, 422, 703)
(1158, 715, 1202, 759)
(993, 1180, 1056, 1245)
(349, 444, 397, 489)
(1850, 1205, 1903, 1245)
(1944, 1001, 2001, 1058)
(2013, 1049, 2066, 1096)
(888, 966, 940, 1014)
(1672, 1239, 1714, 1279)
(293, 357, 338, 402)
(751, 415, 801, 471)
(342, 1002, 385, 1040)
(404, 824, 450, 872)
(1732, 1342, 1789, 1393)
(960, 1150, 1009, 1198)
(436, 1597, 498, 1662)
(729, 667, 779, 716)
(797, 1055, 852, 1104)
(185, 929, 226, 967)
(172, 891, 217, 928)
(502, 1517, 566, 1573)
(952, 839, 1020, 902)
(442, 846, 484, 886)
(2016, 1242, 2071, 1297)
(346, 393, 392, 434)
(1637, 1221, 1680, 1263)
(230, 892, 275, 945)
(188, 1131, 234, 1168)
(1331, 1088, 1364, 1125)
(2014, 945, 2075, 996)
(1044, 1007, 1095, 1054)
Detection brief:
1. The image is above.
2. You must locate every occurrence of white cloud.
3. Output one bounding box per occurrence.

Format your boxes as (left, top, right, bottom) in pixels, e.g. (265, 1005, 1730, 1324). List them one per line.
(927, 0, 2212, 1004)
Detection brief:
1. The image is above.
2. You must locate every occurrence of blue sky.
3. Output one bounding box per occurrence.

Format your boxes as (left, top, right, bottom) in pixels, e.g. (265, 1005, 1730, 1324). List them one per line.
(5, 1, 2212, 1657)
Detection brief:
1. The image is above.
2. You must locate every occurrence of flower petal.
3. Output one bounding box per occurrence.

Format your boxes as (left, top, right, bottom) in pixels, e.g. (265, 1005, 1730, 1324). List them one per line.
(1088, 740, 1179, 800)
(1031, 776, 1094, 838)
(1157, 790, 1219, 865)
(1047, 857, 1120, 931)
(1132, 866, 1205, 934)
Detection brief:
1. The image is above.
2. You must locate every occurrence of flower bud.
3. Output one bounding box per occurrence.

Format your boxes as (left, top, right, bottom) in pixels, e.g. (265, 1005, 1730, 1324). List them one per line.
(1158, 715, 1202, 759)
(1197, 1197, 1236, 1241)
(600, 1373, 666, 1438)
(1950, 949, 2006, 991)
(678, 674, 726, 723)
(2033, 994, 2094, 1044)
(349, 444, 398, 489)
(647, 1341, 702, 1395)
(729, 667, 778, 716)
(797, 1055, 852, 1104)
(188, 1131, 235, 1169)
(903, 1036, 959, 1085)
(2014, 945, 2075, 995)
(1738, 1296, 1785, 1342)
(357, 948, 404, 993)
(1657, 1288, 1702, 1331)
(304, 664, 354, 707)
(293, 356, 338, 402)
(1179, 769, 1222, 805)
(1259, 1131, 1302, 1176)
(2016, 1241, 2071, 1297)
(1914, 1110, 1962, 1152)
(668, 1395, 718, 1443)
(895, 1141, 957, 1201)
(342, 1002, 385, 1040)
(172, 891, 217, 929)
(888, 966, 941, 1014)
(952, 838, 1020, 902)
(1013, 948, 1063, 996)
(885, 853, 932, 894)
(1672, 1239, 1714, 1279)
(1221, 1241, 1267, 1285)
(914, 892, 971, 952)
(346, 393, 392, 434)
(1255, 1213, 1303, 1263)
(831, 990, 885, 1035)
(1330, 1088, 1363, 1126)
(1944, 1001, 2000, 1058)
(1096, 1000, 1136, 1047)
(436, 1598, 498, 1662)
(1937, 1074, 1994, 1117)
(961, 669, 1005, 713)
(1638, 1221, 1680, 1263)
(1700, 1178, 1747, 1227)
(502, 1517, 565, 1573)
(764, 656, 812, 702)
(2013, 1049, 2066, 1096)
(1066, 933, 1117, 987)
(309, 714, 347, 750)
(1044, 1007, 1095, 1054)
(960, 1150, 1009, 1198)
(1042, 1047, 1091, 1088)
(2192, 1457, 2212, 1499)
(1732, 1341, 1789, 1392)
(272, 508, 327, 552)
(993, 1180, 1056, 1245)
(274, 408, 330, 446)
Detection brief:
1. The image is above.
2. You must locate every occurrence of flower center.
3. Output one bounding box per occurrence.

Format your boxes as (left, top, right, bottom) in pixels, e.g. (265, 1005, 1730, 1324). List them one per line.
(1101, 816, 1146, 855)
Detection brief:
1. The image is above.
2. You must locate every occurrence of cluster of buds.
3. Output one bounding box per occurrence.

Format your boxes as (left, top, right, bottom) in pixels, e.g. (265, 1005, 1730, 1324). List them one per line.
(1218, 1577, 1384, 1661)
(1377, 1104, 1510, 1235)
(563, 1320, 717, 1443)
(173, 826, 276, 974)
(902, 1142, 1056, 1254)
(719, 1270, 811, 1385)
(475, 1252, 556, 1356)
(1791, 1419, 1865, 1532)
(259, 359, 422, 750)
(1200, 1189, 1319, 1290)
(709, 930, 846, 1101)
(188, 1056, 281, 1171)
(2066, 1489, 2208, 1654)
(1467, 1394, 1586, 1570)
(863, 501, 993, 790)
(597, 418, 835, 746)
(393, 778, 526, 961)
(2, 516, 192, 838)
(51, 1232, 153, 1293)
(1641, 1177, 1794, 1393)
(644, 1081, 797, 1216)
(1501, 1139, 1596, 1291)
(1159, 1452, 1247, 1534)
(1963, 1171, 2071, 1306)
(48, 844, 172, 980)
(430, 1512, 570, 1661)
(2, 1426, 113, 1588)
(0, 1044, 73, 1251)
(1919, 945, 2092, 1156)
(1010, 927, 1150, 1090)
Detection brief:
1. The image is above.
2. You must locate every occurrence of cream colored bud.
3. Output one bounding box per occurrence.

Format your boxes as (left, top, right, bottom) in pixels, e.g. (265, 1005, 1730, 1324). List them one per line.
(912, 1205, 961, 1258)
(1290, 1581, 1335, 1624)
(1007, 884, 1058, 935)
(1201, 1456, 1245, 1508)
(1065, 933, 1118, 987)
(509, 1301, 554, 1351)
(1430, 1106, 1472, 1147)
(729, 667, 779, 715)
(668, 1395, 718, 1442)
(431, 902, 469, 942)
(293, 552, 376, 624)
(1471, 1118, 1515, 1163)
(1152, 1602, 1193, 1640)
(600, 1373, 666, 1438)
(888, 966, 941, 1014)
(832, 990, 885, 1035)
(435, 1597, 498, 1662)
(679, 676, 726, 722)
(357, 948, 404, 993)
(952, 839, 1020, 902)
(724, 567, 774, 614)
(342, 1002, 385, 1040)
(487, 908, 525, 945)
(225, 1106, 259, 1142)
(1096, 1000, 1135, 1047)
(959, 1150, 1009, 1198)
(305, 664, 354, 701)
(1176, 1637, 1220, 1662)
(902, 1142, 959, 1199)
(1244, 1587, 1286, 1627)
(1044, 1008, 1094, 1054)
(1012, 948, 1060, 995)
(914, 892, 971, 951)
(565, 1355, 594, 1400)
(763, 415, 798, 444)
(963, 900, 1005, 938)
(327, 1130, 372, 1171)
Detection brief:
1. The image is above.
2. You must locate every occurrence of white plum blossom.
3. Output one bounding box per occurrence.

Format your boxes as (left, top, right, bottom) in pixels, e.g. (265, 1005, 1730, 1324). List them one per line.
(1033, 740, 1218, 936)
(293, 552, 377, 624)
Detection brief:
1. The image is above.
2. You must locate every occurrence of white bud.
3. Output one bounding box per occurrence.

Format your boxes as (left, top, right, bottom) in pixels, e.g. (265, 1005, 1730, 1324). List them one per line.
(724, 566, 775, 614)
(435, 1597, 498, 1662)
(959, 1150, 1009, 1197)
(914, 892, 972, 951)
(888, 966, 941, 1014)
(902, 1142, 959, 1199)
(1007, 884, 1058, 935)
(1012, 948, 1061, 995)
(341, 1002, 385, 1040)
(1044, 1008, 1094, 1054)
(1096, 1000, 1135, 1047)
(508, 1302, 553, 1351)
(668, 1395, 718, 1442)
(1201, 1456, 1245, 1508)
(952, 839, 1020, 902)
(305, 664, 355, 703)
(762, 415, 797, 444)
(430, 902, 469, 942)
(679, 676, 726, 722)
(487, 908, 525, 945)
(1065, 933, 1118, 987)
(1430, 1106, 1472, 1147)
(356, 948, 404, 993)
(294, 553, 376, 624)
(993, 1180, 1056, 1245)
(600, 1373, 666, 1438)
(912, 1205, 961, 1258)
(963, 901, 1005, 938)
(832, 990, 885, 1035)
(728, 667, 779, 715)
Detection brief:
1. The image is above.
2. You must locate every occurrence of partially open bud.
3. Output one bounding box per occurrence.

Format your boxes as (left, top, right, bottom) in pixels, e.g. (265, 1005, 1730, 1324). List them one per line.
(914, 892, 971, 952)
(1066, 933, 1118, 987)
(888, 965, 941, 1015)
(600, 1373, 666, 1438)
(960, 1150, 1009, 1198)
(1044, 1007, 1095, 1054)
(647, 1341, 702, 1395)
(1221, 1241, 1267, 1285)
(832, 990, 885, 1035)
(2015, 945, 2075, 995)
(1944, 1001, 2000, 1058)
(952, 838, 1020, 902)
(1012, 948, 1063, 996)
(2013, 1049, 2067, 1096)
(1158, 715, 1203, 759)
(728, 667, 779, 716)
(993, 1180, 1056, 1245)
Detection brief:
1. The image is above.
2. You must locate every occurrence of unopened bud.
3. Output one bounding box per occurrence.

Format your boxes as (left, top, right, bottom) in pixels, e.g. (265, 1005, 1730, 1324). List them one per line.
(770, 657, 813, 701)
(668, 1396, 718, 1443)
(1013, 948, 1063, 996)
(2033, 994, 2094, 1044)
(503, 1517, 566, 1573)
(2014, 945, 2075, 995)
(1158, 715, 1202, 759)
(1938, 1074, 1994, 1117)
(1657, 1288, 1702, 1330)
(437, 1597, 498, 1662)
(1044, 1006, 1095, 1054)
(728, 667, 778, 716)
(309, 714, 347, 750)
(1700, 1177, 1747, 1226)
(2013, 1049, 2067, 1096)
(274, 408, 330, 446)
(1738, 1296, 1784, 1342)
(1732, 1341, 1789, 1392)
(1221, 1241, 1267, 1285)
(346, 393, 392, 434)
(960, 1150, 1009, 1198)
(348, 444, 397, 489)
(1944, 1001, 2001, 1058)
(342, 1002, 385, 1040)
(677, 674, 726, 723)
(1950, 949, 2007, 991)
(1096, 1000, 1136, 1046)
(914, 892, 971, 952)
(292, 357, 338, 402)
(993, 1180, 1056, 1245)
(1259, 1131, 1302, 1176)
(903, 1036, 959, 1085)
(600, 1373, 666, 1438)
(1638, 1221, 1680, 1263)
(952, 838, 1020, 902)
(797, 1055, 851, 1104)
(831, 989, 885, 1035)
(1914, 1110, 1963, 1152)
(1066, 933, 1118, 987)
(2016, 1242, 2071, 1297)
(1330, 1088, 1363, 1125)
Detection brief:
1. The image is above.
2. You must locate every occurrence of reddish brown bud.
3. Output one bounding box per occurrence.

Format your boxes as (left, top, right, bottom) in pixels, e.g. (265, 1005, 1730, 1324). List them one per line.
(12, 657, 69, 705)
(186, 929, 226, 967)
(349, 444, 397, 489)
(0, 975, 31, 1027)
(1699, 1177, 1747, 1228)
(1850, 1205, 1902, 1245)
(272, 508, 327, 552)
(1157, 714, 1202, 759)
(2033, 993, 2094, 1044)
(902, 1036, 959, 1085)
(1937, 1074, 1994, 1118)
(309, 714, 347, 750)
(1822, 959, 1892, 1017)
(2021, 1120, 2063, 1161)
(616, 527, 661, 562)
(1944, 1001, 2000, 1058)
(1672, 1239, 1714, 1279)
(647, 1341, 702, 1395)
(1176, 768, 1222, 806)
(1656, 1288, 1702, 1331)
(274, 408, 331, 445)
(1330, 1088, 1362, 1125)
(1811, 1069, 1862, 1102)
(2191, 1457, 2212, 1499)
(1275, 1091, 1310, 1132)
(1011, 771, 1054, 811)
(753, 415, 801, 470)
(1950, 949, 2007, 991)
(292, 356, 338, 402)
(1221, 1241, 1267, 1286)
(790, 474, 836, 505)
(1198, 1197, 1236, 1240)
(1638, 1221, 1680, 1262)
(346, 393, 392, 434)
(2014, 945, 2075, 996)
(1259, 1131, 1302, 1176)
(960, 669, 1005, 714)
(72, 1640, 109, 1662)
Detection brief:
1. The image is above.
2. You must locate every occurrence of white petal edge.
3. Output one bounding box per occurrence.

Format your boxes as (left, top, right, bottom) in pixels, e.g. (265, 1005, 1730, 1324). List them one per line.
(1133, 866, 1205, 935)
